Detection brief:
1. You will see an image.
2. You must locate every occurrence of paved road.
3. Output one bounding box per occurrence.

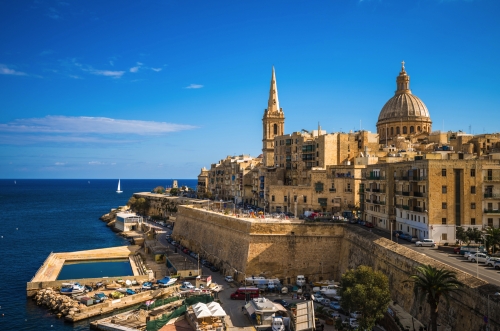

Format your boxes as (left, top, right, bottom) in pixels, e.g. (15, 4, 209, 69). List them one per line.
(353, 224, 500, 286)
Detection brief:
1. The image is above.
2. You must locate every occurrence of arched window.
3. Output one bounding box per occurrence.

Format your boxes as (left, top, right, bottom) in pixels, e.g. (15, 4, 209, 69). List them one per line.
(273, 124, 278, 135)
(390, 127, 394, 136)
(396, 127, 400, 135)
(417, 126, 421, 132)
(403, 126, 407, 134)
(410, 126, 414, 134)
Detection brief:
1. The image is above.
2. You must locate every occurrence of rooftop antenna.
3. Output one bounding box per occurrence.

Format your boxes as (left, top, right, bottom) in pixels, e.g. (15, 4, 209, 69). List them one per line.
(469, 125, 471, 134)
(360, 120, 362, 131)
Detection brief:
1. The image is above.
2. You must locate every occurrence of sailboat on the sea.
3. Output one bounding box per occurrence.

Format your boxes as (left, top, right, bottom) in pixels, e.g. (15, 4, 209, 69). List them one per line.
(116, 179, 123, 193)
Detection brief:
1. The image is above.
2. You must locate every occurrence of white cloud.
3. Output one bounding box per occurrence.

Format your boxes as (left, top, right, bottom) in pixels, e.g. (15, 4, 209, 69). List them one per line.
(88, 69, 125, 78)
(54, 162, 65, 166)
(136, 62, 143, 66)
(130, 66, 139, 73)
(185, 84, 203, 89)
(88, 161, 103, 165)
(109, 60, 114, 66)
(0, 64, 28, 76)
(0, 116, 197, 135)
(151, 68, 162, 72)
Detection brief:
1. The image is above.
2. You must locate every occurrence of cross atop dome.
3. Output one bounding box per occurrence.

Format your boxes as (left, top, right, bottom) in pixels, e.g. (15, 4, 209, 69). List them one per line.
(400, 60, 406, 74)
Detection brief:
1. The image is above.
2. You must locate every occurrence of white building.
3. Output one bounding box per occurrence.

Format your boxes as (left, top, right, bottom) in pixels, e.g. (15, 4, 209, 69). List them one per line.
(115, 212, 143, 232)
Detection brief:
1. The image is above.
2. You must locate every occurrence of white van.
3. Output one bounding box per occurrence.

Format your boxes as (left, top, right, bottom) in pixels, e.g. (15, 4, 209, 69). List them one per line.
(297, 275, 306, 286)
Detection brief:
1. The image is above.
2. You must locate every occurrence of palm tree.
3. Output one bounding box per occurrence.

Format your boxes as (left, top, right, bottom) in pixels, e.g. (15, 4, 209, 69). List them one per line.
(405, 265, 463, 331)
(485, 227, 500, 254)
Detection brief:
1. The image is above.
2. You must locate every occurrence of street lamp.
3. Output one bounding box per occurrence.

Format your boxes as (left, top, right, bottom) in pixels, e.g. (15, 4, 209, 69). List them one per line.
(487, 292, 500, 330)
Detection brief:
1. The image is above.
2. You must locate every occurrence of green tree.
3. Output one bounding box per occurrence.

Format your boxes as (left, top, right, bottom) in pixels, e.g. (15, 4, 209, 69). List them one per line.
(455, 226, 468, 245)
(466, 227, 482, 244)
(405, 265, 463, 331)
(339, 265, 391, 330)
(485, 227, 500, 254)
(170, 188, 179, 196)
(127, 197, 137, 207)
(153, 186, 165, 194)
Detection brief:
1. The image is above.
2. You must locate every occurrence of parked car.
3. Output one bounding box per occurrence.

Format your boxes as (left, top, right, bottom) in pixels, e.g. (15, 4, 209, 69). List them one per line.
(320, 298, 330, 306)
(486, 257, 500, 267)
(350, 311, 362, 319)
(303, 292, 311, 300)
(273, 299, 290, 308)
(170, 241, 177, 246)
(349, 318, 359, 328)
(468, 253, 489, 263)
(224, 276, 234, 282)
(330, 311, 341, 319)
(415, 239, 435, 247)
(365, 222, 374, 228)
(313, 294, 324, 303)
(400, 233, 412, 241)
(392, 230, 404, 237)
(494, 261, 500, 270)
(210, 265, 220, 272)
(329, 301, 341, 310)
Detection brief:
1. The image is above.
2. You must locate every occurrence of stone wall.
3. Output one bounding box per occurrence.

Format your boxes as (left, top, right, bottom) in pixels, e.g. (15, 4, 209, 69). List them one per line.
(173, 205, 500, 331)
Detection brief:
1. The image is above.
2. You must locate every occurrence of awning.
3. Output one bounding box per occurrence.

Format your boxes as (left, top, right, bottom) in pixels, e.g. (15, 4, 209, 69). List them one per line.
(245, 302, 255, 316)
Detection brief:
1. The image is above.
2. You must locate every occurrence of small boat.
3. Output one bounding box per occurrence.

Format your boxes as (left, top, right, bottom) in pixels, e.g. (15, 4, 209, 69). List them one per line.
(116, 179, 123, 193)
(60, 282, 86, 295)
(142, 281, 153, 290)
(126, 288, 136, 295)
(125, 279, 132, 287)
(110, 291, 124, 299)
(272, 316, 285, 331)
(84, 285, 94, 293)
(312, 280, 335, 287)
(157, 277, 177, 287)
(116, 288, 128, 293)
(93, 292, 108, 303)
(106, 282, 121, 290)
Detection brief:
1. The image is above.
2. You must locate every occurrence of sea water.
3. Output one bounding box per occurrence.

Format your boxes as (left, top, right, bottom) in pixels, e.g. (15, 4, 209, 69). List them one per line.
(0, 179, 196, 331)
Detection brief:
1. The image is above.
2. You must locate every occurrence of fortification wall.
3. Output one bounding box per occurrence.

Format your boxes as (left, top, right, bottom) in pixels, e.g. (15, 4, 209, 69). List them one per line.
(173, 206, 500, 331)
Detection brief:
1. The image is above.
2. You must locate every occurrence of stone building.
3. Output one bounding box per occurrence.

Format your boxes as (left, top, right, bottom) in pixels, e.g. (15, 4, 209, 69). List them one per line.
(205, 155, 261, 203)
(482, 162, 500, 228)
(376, 62, 432, 144)
(196, 167, 209, 198)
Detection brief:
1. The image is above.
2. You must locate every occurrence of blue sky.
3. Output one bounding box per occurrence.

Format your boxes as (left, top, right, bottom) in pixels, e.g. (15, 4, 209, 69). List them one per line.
(1, 0, 499, 179)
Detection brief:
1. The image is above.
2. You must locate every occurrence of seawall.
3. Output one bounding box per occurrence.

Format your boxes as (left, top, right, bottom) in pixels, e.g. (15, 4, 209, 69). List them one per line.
(172, 205, 500, 331)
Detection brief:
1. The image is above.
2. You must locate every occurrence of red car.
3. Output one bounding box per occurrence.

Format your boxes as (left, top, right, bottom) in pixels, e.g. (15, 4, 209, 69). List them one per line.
(365, 222, 374, 228)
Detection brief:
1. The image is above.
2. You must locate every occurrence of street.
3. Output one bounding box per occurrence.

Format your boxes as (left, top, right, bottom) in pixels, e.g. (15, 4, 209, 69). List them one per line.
(355, 224, 500, 286)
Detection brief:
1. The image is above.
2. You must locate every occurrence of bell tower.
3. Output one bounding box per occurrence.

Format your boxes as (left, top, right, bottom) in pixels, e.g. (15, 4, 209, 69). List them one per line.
(262, 66, 285, 167)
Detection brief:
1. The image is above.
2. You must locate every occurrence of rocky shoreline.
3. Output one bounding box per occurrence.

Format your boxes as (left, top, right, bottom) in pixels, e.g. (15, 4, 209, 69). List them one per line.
(34, 288, 87, 318)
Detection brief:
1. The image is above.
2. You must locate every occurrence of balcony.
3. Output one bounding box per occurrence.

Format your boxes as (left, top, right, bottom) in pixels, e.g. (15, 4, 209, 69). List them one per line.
(396, 176, 409, 181)
(395, 191, 403, 196)
(410, 176, 427, 181)
(329, 188, 337, 192)
(365, 188, 371, 192)
(484, 193, 500, 199)
(366, 199, 371, 203)
(344, 189, 353, 193)
(413, 191, 427, 198)
(366, 174, 385, 180)
(402, 205, 410, 210)
(484, 209, 500, 214)
(373, 200, 386, 205)
(402, 191, 410, 196)
(412, 206, 424, 212)
(484, 176, 500, 182)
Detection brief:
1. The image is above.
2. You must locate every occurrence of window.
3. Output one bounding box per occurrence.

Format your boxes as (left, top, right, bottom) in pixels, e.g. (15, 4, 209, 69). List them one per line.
(442, 186, 447, 193)
(442, 169, 447, 176)
(403, 126, 407, 134)
(303, 196, 307, 203)
(470, 186, 476, 194)
(442, 233, 448, 240)
(471, 203, 476, 209)
(471, 218, 476, 225)
(273, 124, 278, 135)
(488, 218, 493, 227)
(284, 196, 287, 202)
(442, 202, 447, 209)
(271, 195, 275, 202)
(470, 169, 476, 177)
(442, 218, 447, 225)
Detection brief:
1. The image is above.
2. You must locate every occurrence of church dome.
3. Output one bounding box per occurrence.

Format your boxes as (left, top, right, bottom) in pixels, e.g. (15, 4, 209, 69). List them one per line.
(377, 62, 431, 123)
(378, 92, 430, 122)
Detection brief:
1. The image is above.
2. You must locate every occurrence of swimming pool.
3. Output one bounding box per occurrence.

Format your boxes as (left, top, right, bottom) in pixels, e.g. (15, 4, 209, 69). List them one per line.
(56, 258, 134, 280)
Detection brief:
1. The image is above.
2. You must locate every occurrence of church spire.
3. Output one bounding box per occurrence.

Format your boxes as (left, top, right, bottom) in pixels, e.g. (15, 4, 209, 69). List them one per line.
(267, 66, 280, 113)
(396, 60, 411, 95)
